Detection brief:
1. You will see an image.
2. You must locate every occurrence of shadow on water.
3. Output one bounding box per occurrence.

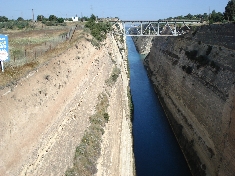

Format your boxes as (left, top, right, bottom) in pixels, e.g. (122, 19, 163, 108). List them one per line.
(127, 36, 191, 176)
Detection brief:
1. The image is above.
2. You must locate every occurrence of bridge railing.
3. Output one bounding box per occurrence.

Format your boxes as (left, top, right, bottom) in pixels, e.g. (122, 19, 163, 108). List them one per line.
(100, 19, 201, 37)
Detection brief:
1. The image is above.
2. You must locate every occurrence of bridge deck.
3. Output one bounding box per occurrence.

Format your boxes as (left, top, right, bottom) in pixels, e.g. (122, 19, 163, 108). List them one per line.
(98, 19, 201, 36)
(99, 20, 201, 23)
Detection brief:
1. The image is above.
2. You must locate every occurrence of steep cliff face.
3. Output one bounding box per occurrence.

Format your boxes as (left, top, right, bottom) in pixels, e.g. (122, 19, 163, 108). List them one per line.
(132, 36, 153, 55)
(0, 30, 134, 175)
(136, 23, 235, 175)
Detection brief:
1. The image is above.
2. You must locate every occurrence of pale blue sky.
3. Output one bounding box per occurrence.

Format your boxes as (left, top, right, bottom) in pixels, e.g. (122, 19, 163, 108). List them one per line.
(0, 0, 228, 20)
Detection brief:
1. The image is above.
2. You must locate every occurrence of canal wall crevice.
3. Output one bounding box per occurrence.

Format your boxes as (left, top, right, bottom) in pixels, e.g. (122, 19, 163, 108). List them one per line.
(133, 23, 235, 176)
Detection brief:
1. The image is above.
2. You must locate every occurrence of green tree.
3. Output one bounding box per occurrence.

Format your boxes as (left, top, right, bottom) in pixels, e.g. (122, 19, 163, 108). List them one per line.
(57, 17, 64, 23)
(37, 15, 45, 21)
(0, 16, 8, 22)
(81, 16, 88, 22)
(89, 14, 96, 21)
(202, 13, 208, 21)
(210, 10, 224, 23)
(49, 15, 57, 21)
(17, 17, 24, 21)
(176, 15, 183, 19)
(184, 13, 193, 19)
(224, 0, 235, 21)
(16, 21, 29, 29)
(85, 14, 111, 42)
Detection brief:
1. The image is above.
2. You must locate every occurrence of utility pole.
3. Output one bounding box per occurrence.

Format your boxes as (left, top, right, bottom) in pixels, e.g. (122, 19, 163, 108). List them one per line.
(228, 0, 230, 22)
(209, 7, 211, 18)
(32, 9, 34, 22)
(90, 5, 93, 15)
(208, 6, 210, 24)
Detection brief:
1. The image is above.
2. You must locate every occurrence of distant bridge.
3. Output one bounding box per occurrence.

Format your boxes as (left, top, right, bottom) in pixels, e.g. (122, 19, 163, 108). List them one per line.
(99, 19, 201, 36)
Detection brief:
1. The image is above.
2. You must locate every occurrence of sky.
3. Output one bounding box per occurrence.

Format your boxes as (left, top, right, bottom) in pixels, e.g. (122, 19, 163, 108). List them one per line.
(0, 0, 228, 20)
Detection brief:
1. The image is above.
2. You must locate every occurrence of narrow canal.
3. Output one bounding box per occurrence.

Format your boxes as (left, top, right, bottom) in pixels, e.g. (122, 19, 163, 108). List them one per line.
(127, 36, 191, 176)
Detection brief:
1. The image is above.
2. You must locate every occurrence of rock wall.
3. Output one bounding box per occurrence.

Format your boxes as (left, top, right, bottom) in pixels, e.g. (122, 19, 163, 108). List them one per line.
(132, 36, 153, 55)
(135, 23, 235, 175)
(0, 29, 134, 175)
(96, 26, 135, 176)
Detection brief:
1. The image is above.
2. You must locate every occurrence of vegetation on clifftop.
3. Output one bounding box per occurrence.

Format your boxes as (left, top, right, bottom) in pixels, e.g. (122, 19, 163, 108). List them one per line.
(165, 0, 235, 23)
(224, 0, 235, 21)
(85, 14, 111, 42)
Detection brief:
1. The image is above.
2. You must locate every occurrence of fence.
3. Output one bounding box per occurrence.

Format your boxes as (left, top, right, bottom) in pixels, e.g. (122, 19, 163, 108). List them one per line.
(5, 24, 80, 68)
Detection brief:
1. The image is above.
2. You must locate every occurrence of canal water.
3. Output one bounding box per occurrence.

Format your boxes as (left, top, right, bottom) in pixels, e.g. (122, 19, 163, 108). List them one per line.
(127, 37, 191, 176)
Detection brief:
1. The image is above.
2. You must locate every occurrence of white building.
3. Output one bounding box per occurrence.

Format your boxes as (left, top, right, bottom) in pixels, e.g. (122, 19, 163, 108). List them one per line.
(72, 16, 79, 22)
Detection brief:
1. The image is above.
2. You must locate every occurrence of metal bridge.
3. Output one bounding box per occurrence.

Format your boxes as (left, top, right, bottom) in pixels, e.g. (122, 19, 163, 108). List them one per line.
(101, 19, 201, 37)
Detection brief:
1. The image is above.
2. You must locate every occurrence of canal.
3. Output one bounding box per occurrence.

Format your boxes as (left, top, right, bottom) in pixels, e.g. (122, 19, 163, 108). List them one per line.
(127, 36, 191, 176)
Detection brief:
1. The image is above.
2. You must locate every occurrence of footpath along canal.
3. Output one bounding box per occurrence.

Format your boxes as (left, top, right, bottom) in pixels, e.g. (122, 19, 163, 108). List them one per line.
(127, 36, 191, 176)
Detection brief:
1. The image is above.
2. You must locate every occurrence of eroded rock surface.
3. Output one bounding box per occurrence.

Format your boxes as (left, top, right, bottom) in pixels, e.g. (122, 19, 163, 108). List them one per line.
(134, 23, 235, 175)
(132, 36, 153, 55)
(0, 31, 134, 176)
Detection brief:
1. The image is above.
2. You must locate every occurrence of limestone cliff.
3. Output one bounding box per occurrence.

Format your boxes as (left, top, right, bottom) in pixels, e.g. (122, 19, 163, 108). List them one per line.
(132, 36, 153, 55)
(0, 28, 134, 175)
(135, 23, 235, 175)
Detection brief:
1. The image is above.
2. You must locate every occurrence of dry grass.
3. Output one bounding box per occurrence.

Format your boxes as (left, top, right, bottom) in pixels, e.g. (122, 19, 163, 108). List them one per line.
(65, 93, 109, 176)
(0, 22, 88, 89)
(105, 66, 121, 86)
(65, 59, 121, 175)
(0, 62, 38, 88)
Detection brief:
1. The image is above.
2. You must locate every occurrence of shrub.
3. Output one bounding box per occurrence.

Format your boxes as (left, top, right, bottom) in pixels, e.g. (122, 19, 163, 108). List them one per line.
(85, 14, 111, 42)
(185, 66, 193, 74)
(185, 50, 198, 60)
(45, 21, 57, 26)
(163, 50, 180, 59)
(105, 66, 121, 86)
(103, 113, 109, 122)
(49, 15, 57, 21)
(185, 50, 210, 67)
(16, 21, 29, 29)
(197, 55, 209, 66)
(210, 61, 220, 73)
(0, 16, 8, 22)
(57, 18, 64, 23)
(65, 93, 109, 176)
(0, 21, 30, 30)
(206, 45, 212, 55)
(210, 61, 216, 68)
(65, 168, 75, 176)
(182, 65, 193, 74)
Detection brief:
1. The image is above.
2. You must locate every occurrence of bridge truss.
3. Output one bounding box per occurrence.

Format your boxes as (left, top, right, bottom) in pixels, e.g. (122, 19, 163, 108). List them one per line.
(108, 20, 201, 37)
